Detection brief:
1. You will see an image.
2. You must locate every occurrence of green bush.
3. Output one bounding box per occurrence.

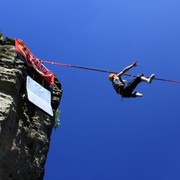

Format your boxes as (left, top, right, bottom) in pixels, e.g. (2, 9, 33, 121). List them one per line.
(54, 109, 61, 129)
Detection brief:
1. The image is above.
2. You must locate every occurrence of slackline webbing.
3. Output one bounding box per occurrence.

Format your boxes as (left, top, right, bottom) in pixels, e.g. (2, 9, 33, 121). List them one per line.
(41, 61, 180, 84)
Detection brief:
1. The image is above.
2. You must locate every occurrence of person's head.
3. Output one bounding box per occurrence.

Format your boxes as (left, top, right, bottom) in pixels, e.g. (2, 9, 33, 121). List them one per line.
(108, 73, 115, 81)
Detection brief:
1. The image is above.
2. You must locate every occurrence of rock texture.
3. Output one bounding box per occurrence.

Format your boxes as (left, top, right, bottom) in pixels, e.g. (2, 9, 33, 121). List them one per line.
(0, 38, 62, 180)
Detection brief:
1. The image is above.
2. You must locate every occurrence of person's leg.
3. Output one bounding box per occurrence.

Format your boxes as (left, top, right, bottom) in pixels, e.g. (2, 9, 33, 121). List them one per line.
(121, 75, 143, 97)
(141, 74, 155, 83)
(126, 74, 143, 90)
(122, 74, 155, 97)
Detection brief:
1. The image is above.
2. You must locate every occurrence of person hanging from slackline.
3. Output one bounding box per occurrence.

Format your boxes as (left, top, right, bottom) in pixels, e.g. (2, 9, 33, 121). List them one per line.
(108, 61, 155, 98)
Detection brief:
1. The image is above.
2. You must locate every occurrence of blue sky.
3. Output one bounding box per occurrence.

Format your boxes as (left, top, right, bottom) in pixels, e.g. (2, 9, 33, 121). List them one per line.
(1, 1, 180, 180)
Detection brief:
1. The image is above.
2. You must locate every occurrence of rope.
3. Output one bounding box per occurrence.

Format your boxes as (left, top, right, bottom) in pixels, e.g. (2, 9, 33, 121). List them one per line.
(41, 60, 180, 84)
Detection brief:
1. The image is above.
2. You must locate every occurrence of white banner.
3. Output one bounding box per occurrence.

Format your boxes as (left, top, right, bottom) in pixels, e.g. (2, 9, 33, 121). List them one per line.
(26, 76, 53, 116)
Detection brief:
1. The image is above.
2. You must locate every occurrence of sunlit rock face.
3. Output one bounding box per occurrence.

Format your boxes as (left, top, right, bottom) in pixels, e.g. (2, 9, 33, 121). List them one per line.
(0, 39, 62, 180)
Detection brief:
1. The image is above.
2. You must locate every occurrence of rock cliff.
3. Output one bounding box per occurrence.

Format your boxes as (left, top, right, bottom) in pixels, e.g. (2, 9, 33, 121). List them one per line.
(0, 38, 62, 180)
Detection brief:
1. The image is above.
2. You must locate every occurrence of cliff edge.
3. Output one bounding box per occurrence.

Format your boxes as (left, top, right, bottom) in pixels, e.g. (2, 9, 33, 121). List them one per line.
(0, 37, 62, 180)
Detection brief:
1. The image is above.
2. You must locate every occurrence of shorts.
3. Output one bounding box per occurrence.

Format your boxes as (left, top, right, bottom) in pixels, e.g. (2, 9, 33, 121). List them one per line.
(120, 74, 143, 98)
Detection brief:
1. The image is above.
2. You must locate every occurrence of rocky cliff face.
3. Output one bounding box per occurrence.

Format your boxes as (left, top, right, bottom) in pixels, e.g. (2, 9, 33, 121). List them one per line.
(0, 38, 62, 180)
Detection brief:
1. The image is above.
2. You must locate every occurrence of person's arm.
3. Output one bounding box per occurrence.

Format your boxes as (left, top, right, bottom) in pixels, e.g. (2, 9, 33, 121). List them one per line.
(117, 61, 138, 77)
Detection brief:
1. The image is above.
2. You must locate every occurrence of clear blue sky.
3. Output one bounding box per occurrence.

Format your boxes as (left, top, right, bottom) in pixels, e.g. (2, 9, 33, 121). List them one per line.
(1, 1, 180, 180)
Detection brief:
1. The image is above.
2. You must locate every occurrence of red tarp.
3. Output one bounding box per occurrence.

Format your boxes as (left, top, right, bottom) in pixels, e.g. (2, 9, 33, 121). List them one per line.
(15, 39, 54, 84)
